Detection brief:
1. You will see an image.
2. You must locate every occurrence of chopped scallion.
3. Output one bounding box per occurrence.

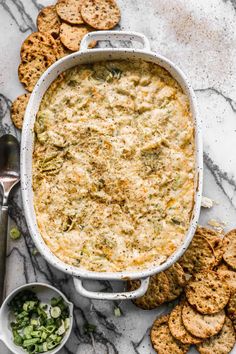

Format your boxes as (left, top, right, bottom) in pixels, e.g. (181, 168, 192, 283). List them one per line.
(9, 291, 70, 353)
(84, 323, 96, 333)
(23, 338, 39, 347)
(10, 227, 21, 240)
(114, 307, 121, 317)
(50, 306, 61, 319)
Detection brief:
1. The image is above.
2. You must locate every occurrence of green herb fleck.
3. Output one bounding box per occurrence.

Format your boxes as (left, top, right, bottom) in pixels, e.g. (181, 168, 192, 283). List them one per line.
(32, 248, 38, 256)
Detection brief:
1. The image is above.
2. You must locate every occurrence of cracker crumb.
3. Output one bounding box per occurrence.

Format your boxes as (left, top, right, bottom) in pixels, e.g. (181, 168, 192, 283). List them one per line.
(201, 196, 214, 208)
(208, 219, 226, 233)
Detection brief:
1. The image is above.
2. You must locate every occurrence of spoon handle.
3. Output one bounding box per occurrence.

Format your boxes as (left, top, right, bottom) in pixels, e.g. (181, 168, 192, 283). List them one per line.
(0, 205, 7, 305)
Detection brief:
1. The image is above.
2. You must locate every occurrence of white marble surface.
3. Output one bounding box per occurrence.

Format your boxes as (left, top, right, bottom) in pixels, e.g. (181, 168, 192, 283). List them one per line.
(0, 0, 236, 353)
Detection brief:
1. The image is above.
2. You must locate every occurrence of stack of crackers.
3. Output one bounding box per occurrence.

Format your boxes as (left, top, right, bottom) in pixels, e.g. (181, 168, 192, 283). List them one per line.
(11, 0, 120, 129)
(128, 227, 236, 353)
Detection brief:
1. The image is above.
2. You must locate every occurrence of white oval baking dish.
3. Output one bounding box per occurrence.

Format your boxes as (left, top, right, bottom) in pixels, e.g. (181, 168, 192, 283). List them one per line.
(21, 31, 203, 300)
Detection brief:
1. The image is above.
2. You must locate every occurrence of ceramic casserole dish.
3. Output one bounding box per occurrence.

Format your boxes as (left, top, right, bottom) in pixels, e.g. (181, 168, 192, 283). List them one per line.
(21, 31, 203, 300)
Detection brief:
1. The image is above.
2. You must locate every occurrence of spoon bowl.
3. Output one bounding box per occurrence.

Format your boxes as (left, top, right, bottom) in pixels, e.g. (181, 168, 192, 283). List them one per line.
(0, 134, 20, 204)
(0, 134, 20, 304)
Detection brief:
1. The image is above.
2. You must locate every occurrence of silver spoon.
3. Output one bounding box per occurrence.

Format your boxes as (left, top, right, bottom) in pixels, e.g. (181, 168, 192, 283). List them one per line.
(0, 134, 20, 304)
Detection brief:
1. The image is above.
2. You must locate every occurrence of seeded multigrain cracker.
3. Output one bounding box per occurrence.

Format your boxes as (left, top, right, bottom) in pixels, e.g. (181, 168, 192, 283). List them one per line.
(223, 229, 236, 270)
(185, 271, 230, 314)
(11, 93, 30, 129)
(216, 264, 236, 293)
(56, 0, 84, 25)
(198, 226, 224, 265)
(127, 273, 170, 310)
(55, 38, 72, 58)
(168, 304, 202, 344)
(20, 32, 58, 61)
(182, 301, 226, 339)
(81, 0, 120, 30)
(150, 315, 190, 354)
(196, 317, 236, 354)
(37, 6, 61, 37)
(179, 227, 215, 274)
(18, 53, 55, 92)
(164, 263, 186, 301)
(226, 292, 236, 323)
(215, 262, 229, 271)
(59, 23, 95, 51)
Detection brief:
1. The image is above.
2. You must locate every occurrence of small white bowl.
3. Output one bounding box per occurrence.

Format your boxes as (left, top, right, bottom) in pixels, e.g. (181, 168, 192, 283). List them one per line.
(0, 283, 73, 354)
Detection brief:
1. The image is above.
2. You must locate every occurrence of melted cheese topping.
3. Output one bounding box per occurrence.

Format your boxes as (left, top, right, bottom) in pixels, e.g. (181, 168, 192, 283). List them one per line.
(33, 60, 195, 272)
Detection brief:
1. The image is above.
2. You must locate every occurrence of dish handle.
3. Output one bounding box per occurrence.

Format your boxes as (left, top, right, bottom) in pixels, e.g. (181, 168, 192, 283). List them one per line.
(73, 277, 149, 300)
(80, 30, 151, 52)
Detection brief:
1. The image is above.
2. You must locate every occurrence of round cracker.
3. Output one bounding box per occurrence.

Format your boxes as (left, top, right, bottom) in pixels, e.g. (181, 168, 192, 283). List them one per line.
(226, 292, 236, 322)
(20, 32, 58, 61)
(81, 0, 120, 30)
(217, 267, 236, 293)
(11, 93, 30, 129)
(215, 262, 229, 271)
(55, 38, 73, 58)
(56, 0, 84, 25)
(182, 301, 226, 339)
(185, 271, 230, 315)
(127, 272, 170, 310)
(37, 6, 61, 37)
(196, 317, 235, 354)
(164, 263, 186, 301)
(223, 229, 236, 270)
(179, 228, 215, 275)
(198, 226, 224, 265)
(232, 319, 236, 332)
(59, 23, 95, 51)
(150, 314, 190, 354)
(168, 304, 202, 344)
(18, 53, 55, 92)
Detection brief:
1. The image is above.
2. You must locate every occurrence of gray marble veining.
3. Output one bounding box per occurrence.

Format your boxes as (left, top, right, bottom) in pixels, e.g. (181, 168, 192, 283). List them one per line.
(0, 0, 236, 353)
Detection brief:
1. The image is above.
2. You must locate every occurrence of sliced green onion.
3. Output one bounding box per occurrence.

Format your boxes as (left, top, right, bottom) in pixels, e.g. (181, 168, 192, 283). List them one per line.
(17, 311, 28, 319)
(37, 307, 47, 319)
(114, 307, 121, 317)
(37, 342, 48, 352)
(30, 318, 38, 326)
(47, 341, 59, 350)
(46, 318, 54, 326)
(23, 301, 37, 312)
(84, 323, 96, 333)
(30, 330, 41, 338)
(27, 344, 38, 353)
(46, 325, 56, 334)
(42, 342, 48, 352)
(39, 303, 48, 310)
(64, 318, 70, 330)
(9, 292, 70, 353)
(41, 331, 48, 340)
(50, 306, 61, 318)
(10, 227, 21, 240)
(32, 248, 38, 256)
(57, 321, 65, 335)
(50, 297, 61, 307)
(23, 325, 33, 339)
(13, 329, 23, 346)
(23, 338, 39, 347)
(48, 334, 58, 341)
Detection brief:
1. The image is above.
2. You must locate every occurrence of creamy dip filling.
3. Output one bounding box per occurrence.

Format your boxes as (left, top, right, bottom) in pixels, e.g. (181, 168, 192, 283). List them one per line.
(33, 60, 195, 272)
